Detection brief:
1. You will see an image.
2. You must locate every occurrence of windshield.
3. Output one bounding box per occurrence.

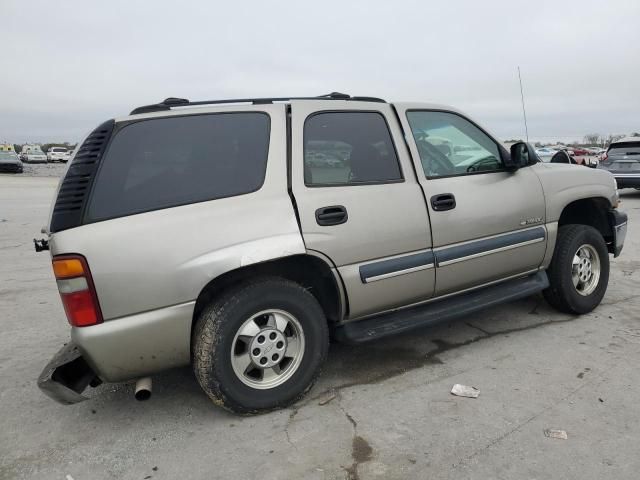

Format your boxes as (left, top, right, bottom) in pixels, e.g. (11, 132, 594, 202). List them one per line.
(609, 144, 640, 156)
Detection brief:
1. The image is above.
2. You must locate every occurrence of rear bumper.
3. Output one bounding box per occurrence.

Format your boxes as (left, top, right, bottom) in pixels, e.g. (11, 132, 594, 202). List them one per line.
(612, 174, 640, 189)
(37, 342, 96, 404)
(71, 301, 194, 382)
(609, 209, 628, 257)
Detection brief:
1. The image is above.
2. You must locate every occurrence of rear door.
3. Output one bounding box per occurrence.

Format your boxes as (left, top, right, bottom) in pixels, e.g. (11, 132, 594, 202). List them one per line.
(395, 105, 547, 296)
(290, 101, 434, 318)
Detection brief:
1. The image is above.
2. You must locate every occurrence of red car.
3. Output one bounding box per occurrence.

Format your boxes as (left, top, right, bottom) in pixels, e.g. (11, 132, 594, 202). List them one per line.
(571, 147, 590, 156)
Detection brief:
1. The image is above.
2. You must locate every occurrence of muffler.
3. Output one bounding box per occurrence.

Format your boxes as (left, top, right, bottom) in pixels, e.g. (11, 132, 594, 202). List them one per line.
(134, 377, 152, 401)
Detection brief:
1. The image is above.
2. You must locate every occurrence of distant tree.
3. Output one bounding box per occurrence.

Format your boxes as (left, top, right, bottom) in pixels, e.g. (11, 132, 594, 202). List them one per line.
(503, 139, 524, 143)
(13, 144, 21, 153)
(534, 142, 542, 147)
(606, 134, 625, 145)
(631, 132, 640, 137)
(583, 133, 600, 145)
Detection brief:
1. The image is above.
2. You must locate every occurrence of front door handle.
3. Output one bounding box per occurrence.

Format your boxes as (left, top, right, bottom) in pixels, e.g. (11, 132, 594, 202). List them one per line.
(315, 205, 348, 226)
(430, 193, 456, 211)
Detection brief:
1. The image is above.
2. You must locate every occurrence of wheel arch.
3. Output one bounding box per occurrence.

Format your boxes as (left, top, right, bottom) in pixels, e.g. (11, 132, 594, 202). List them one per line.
(191, 254, 345, 341)
(557, 197, 615, 252)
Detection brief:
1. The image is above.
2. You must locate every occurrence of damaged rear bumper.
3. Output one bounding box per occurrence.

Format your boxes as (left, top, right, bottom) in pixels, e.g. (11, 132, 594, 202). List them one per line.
(37, 341, 97, 404)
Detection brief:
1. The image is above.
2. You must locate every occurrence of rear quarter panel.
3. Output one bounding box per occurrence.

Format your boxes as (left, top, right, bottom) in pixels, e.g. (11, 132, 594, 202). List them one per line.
(49, 104, 304, 321)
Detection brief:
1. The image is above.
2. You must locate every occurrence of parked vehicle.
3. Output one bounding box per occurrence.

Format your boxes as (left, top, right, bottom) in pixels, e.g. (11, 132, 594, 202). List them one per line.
(571, 147, 590, 156)
(47, 147, 70, 163)
(550, 150, 578, 165)
(0, 150, 23, 173)
(597, 137, 640, 189)
(535, 147, 558, 162)
(37, 93, 627, 413)
(20, 145, 47, 163)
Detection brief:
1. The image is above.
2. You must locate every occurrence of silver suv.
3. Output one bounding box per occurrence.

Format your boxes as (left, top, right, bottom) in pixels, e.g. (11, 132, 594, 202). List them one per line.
(37, 93, 627, 413)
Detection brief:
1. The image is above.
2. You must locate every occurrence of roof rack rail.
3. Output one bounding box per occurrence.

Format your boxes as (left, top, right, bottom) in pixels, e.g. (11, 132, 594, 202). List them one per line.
(129, 92, 386, 115)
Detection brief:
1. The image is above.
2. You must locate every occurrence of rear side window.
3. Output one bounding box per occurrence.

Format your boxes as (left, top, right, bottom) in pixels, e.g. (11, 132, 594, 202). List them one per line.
(87, 112, 270, 221)
(608, 143, 640, 156)
(304, 112, 402, 185)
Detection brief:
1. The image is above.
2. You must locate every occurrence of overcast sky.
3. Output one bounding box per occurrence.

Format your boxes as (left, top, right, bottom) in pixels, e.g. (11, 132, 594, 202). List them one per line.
(1, 0, 638, 144)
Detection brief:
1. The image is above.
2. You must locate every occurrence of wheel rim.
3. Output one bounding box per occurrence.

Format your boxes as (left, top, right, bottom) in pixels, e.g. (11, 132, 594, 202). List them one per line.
(230, 309, 306, 390)
(571, 244, 601, 296)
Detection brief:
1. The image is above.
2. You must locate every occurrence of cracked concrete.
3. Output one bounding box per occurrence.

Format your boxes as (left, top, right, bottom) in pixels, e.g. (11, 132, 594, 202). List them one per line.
(1, 177, 640, 480)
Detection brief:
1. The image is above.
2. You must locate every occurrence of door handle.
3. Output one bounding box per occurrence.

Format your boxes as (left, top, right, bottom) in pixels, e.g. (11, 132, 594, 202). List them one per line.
(430, 193, 456, 211)
(315, 205, 348, 226)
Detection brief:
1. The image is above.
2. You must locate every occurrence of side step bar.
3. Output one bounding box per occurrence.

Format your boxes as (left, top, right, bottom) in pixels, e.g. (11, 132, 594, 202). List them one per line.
(334, 271, 549, 344)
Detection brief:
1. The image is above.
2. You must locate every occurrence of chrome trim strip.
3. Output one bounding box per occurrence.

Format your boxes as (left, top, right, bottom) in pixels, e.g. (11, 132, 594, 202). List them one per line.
(359, 249, 435, 283)
(365, 263, 434, 283)
(437, 237, 545, 266)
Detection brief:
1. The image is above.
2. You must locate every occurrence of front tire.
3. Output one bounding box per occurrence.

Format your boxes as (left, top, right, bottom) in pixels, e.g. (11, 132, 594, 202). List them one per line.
(543, 224, 609, 314)
(192, 277, 329, 414)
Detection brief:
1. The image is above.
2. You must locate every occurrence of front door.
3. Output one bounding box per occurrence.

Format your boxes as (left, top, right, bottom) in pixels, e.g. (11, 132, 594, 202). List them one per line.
(290, 101, 434, 318)
(396, 106, 547, 296)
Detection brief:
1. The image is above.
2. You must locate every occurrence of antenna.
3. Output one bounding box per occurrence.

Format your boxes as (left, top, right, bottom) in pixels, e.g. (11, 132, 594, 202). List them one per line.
(517, 66, 529, 142)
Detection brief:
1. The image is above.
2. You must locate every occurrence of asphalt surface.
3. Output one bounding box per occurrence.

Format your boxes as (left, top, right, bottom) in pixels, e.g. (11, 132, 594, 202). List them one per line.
(1, 167, 640, 480)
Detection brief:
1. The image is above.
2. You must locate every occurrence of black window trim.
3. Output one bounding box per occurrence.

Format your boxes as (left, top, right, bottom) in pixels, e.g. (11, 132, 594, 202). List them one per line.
(303, 109, 405, 188)
(405, 109, 510, 180)
(83, 111, 272, 225)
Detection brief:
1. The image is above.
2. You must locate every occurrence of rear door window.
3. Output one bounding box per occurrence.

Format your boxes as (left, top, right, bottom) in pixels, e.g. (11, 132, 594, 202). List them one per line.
(303, 112, 402, 185)
(87, 112, 270, 221)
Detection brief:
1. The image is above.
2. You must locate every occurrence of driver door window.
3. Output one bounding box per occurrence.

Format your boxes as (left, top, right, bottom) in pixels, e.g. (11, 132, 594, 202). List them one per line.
(406, 111, 503, 177)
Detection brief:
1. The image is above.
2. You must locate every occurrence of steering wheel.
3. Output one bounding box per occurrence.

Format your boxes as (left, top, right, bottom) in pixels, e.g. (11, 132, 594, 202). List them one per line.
(466, 155, 499, 173)
(415, 140, 455, 176)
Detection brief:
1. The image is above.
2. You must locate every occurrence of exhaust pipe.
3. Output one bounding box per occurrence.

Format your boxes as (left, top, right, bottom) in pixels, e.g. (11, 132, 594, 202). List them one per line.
(134, 377, 152, 401)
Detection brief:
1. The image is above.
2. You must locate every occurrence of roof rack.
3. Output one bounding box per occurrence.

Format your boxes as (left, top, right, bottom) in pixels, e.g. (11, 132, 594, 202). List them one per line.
(129, 92, 386, 115)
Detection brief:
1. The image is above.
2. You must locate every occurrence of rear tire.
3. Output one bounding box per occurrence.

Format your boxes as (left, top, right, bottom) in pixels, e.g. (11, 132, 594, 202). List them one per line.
(543, 224, 609, 314)
(192, 277, 329, 414)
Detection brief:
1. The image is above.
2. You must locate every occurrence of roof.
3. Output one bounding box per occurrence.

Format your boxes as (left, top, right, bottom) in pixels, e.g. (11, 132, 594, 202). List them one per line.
(611, 136, 640, 145)
(129, 92, 386, 115)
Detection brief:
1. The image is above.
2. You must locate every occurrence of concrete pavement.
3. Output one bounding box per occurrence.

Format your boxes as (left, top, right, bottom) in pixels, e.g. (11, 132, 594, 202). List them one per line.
(1, 173, 639, 480)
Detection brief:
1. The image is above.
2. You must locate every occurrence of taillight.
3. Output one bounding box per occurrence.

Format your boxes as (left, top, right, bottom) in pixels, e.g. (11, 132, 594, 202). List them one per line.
(52, 255, 103, 327)
(602, 152, 608, 162)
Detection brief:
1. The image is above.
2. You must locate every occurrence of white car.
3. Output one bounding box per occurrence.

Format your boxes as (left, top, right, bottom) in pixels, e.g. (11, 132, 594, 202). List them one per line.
(535, 147, 557, 162)
(47, 147, 70, 163)
(21, 146, 48, 163)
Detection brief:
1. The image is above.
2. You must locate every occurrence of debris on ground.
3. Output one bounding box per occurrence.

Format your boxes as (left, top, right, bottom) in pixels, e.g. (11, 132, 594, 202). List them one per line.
(544, 429, 568, 440)
(450, 384, 480, 398)
(318, 392, 337, 406)
(66, 475, 75, 480)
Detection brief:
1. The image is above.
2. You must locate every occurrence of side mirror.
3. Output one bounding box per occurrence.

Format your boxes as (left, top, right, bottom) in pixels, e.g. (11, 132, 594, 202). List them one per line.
(507, 142, 537, 170)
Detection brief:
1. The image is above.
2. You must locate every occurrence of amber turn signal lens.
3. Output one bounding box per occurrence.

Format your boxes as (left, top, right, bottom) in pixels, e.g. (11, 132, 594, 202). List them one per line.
(52, 258, 85, 279)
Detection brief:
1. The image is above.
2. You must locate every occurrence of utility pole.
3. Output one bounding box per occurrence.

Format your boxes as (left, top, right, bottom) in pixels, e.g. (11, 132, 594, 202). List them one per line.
(518, 66, 529, 143)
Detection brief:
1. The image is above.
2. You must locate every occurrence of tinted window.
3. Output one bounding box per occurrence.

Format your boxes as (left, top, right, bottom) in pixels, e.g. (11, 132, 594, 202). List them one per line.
(87, 113, 270, 221)
(406, 111, 503, 177)
(304, 112, 402, 185)
(609, 143, 640, 156)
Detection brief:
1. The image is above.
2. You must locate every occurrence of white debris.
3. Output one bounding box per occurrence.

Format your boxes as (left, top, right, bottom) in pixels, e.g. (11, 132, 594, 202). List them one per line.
(450, 384, 480, 398)
(66, 475, 75, 480)
(544, 429, 568, 440)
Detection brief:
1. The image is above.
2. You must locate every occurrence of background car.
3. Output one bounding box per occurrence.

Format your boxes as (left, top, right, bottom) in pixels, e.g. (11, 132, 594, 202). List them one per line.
(597, 137, 640, 189)
(47, 147, 70, 163)
(0, 151, 24, 173)
(535, 147, 557, 162)
(20, 146, 47, 163)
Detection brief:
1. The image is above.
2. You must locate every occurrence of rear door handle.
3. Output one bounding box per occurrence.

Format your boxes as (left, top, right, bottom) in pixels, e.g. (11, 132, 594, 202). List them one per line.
(315, 205, 348, 226)
(430, 193, 456, 211)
